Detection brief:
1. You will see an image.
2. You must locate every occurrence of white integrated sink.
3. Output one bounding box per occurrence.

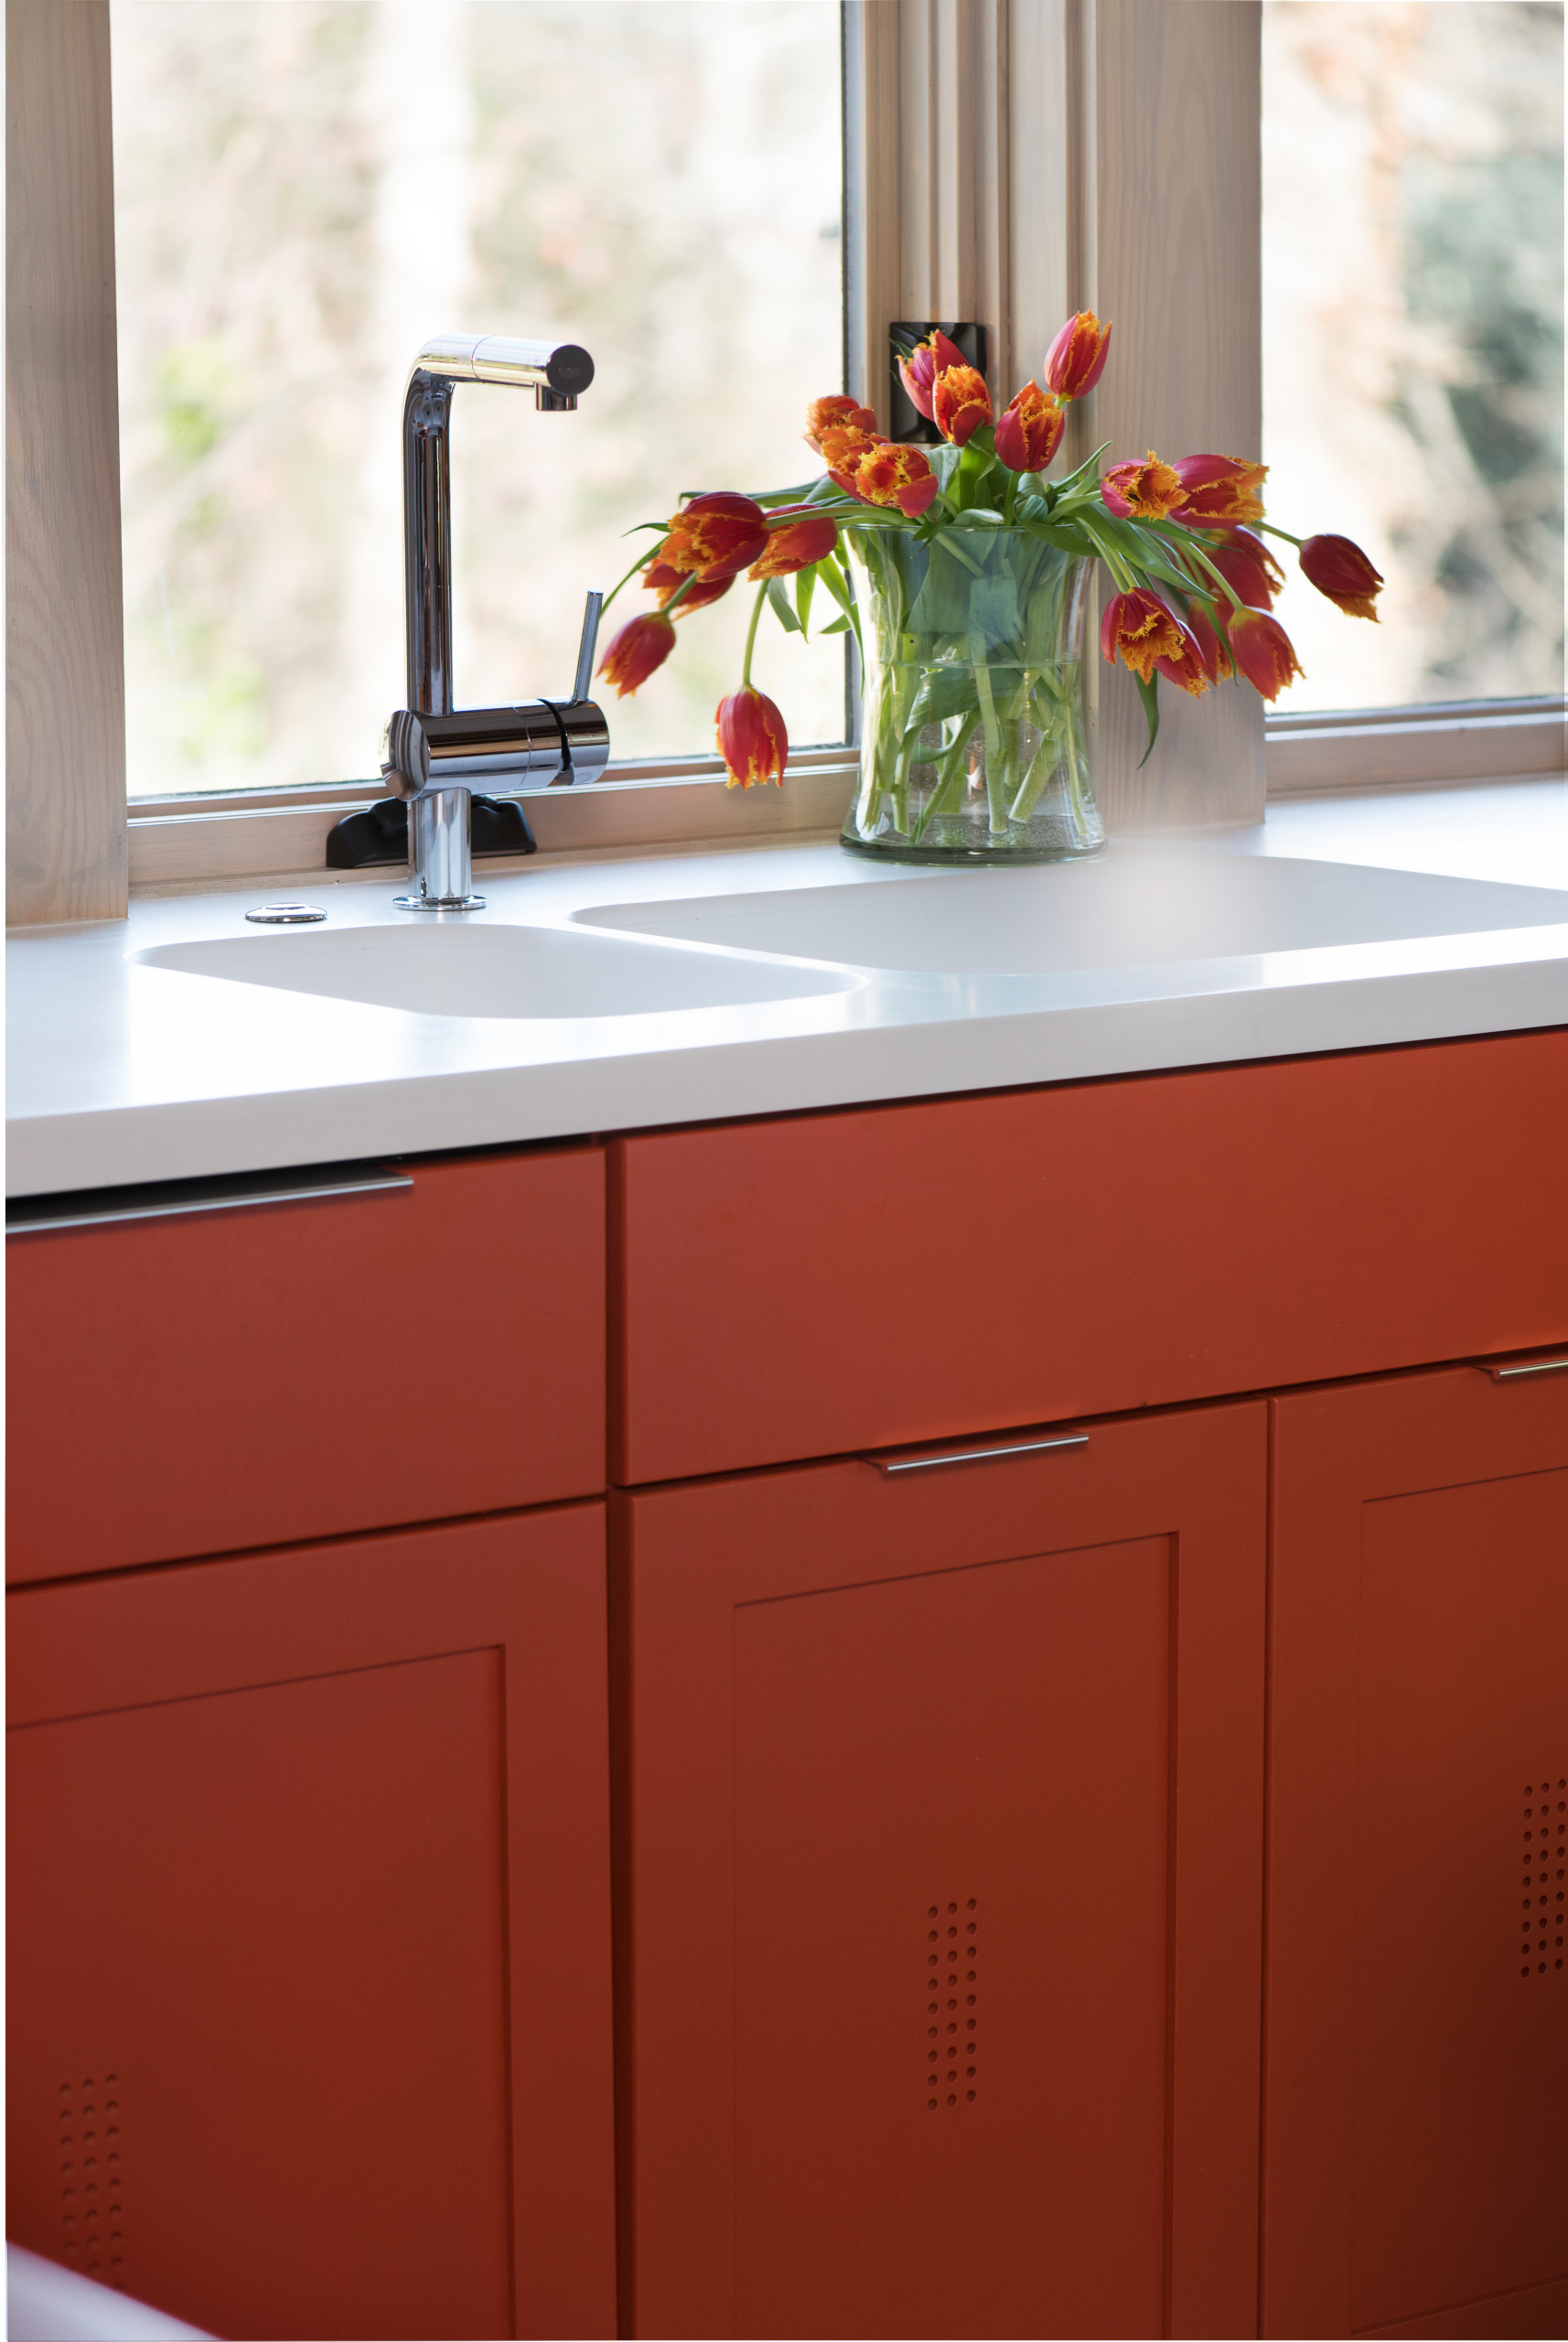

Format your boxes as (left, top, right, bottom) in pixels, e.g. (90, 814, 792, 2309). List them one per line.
(137, 920, 857, 1019)
(574, 851, 1568, 975)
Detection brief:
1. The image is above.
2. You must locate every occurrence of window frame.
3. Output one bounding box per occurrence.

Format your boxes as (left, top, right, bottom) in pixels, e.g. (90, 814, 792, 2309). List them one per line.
(8, 0, 1563, 920)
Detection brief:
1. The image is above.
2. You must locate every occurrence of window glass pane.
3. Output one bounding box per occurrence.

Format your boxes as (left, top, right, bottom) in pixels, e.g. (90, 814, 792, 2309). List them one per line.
(1262, 0, 1563, 712)
(111, 1, 845, 797)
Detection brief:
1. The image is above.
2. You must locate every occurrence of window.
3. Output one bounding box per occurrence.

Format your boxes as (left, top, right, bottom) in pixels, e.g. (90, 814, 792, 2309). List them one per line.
(23, 1, 1552, 917)
(1262, 0, 1564, 720)
(112, 0, 849, 801)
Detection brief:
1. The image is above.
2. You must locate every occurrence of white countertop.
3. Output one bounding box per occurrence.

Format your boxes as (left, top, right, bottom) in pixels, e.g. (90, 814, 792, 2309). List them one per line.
(8, 779, 1567, 1198)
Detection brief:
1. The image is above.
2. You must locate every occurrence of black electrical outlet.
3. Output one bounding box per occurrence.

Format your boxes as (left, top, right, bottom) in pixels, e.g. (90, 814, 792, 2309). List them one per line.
(888, 322, 988, 443)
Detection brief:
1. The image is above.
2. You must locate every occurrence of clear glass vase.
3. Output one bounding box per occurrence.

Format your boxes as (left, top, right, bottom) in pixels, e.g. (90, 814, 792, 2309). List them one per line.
(842, 524, 1103, 864)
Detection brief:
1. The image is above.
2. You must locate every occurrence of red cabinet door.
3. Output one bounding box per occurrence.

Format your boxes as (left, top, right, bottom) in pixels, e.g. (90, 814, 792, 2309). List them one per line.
(6, 1143, 607, 1582)
(1265, 1361, 1568, 2341)
(6, 1503, 615, 2342)
(611, 1030, 1568, 1484)
(615, 1402, 1267, 2340)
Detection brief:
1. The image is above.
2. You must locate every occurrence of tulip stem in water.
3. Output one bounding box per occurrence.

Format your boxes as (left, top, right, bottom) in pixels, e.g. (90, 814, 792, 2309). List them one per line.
(740, 584, 768, 688)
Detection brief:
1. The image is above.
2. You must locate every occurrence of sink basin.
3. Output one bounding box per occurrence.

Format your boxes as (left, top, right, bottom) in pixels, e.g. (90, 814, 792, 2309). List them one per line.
(137, 921, 857, 1019)
(574, 852, 1568, 975)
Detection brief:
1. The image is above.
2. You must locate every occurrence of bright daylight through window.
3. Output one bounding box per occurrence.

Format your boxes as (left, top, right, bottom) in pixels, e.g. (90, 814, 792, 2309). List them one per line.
(1262, 0, 1564, 713)
(111, 0, 846, 800)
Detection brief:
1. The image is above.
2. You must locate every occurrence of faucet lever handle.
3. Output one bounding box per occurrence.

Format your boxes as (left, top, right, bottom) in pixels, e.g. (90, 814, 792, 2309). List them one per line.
(571, 590, 605, 706)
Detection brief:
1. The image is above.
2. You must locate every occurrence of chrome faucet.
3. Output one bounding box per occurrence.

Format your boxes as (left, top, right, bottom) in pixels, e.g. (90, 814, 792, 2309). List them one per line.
(380, 335, 611, 911)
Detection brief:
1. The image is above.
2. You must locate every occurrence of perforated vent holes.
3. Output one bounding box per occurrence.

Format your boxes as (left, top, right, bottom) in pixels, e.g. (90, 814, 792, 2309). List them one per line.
(58, 2073, 124, 2284)
(924, 1898, 980, 2110)
(1520, 1779, 1566, 1977)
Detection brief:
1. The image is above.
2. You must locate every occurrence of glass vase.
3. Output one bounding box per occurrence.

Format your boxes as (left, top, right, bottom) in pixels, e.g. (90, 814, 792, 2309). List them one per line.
(843, 524, 1102, 864)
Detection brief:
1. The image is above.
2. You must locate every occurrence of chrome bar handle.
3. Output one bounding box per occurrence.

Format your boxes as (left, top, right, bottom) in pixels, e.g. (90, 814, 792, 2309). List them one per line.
(1477, 1355, 1568, 1380)
(871, 1432, 1089, 1477)
(7, 1166, 413, 1238)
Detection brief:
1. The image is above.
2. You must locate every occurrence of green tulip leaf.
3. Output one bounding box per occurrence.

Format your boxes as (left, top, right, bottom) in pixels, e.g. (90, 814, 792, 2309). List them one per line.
(766, 577, 801, 634)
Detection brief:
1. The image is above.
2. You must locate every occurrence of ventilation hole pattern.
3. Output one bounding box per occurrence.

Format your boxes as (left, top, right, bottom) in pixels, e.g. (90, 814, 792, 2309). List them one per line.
(1520, 1780, 1566, 1977)
(58, 2073, 124, 2286)
(924, 1897, 979, 2110)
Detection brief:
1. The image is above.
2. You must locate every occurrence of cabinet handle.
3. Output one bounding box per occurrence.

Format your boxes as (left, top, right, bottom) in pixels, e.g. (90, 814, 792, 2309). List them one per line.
(1476, 1355, 1568, 1381)
(872, 1432, 1089, 1477)
(6, 1164, 413, 1237)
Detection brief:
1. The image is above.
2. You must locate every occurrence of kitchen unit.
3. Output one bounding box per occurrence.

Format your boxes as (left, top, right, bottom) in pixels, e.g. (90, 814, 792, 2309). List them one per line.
(7, 789, 1568, 2340)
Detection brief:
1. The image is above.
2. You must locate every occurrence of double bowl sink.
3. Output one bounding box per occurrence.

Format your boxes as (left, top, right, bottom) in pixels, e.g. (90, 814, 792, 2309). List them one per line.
(136, 851, 1568, 1022)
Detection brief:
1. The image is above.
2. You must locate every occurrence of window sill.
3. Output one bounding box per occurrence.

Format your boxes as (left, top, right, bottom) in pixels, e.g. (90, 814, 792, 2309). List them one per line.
(124, 704, 1568, 894)
(126, 750, 860, 894)
(1263, 698, 1566, 799)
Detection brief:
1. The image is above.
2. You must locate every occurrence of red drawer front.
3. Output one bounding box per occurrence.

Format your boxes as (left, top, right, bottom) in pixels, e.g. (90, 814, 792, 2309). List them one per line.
(611, 1029, 1568, 1484)
(7, 1144, 606, 1581)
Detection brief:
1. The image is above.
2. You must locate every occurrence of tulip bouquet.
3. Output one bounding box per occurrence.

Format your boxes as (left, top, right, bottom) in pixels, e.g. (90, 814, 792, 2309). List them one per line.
(597, 312, 1384, 860)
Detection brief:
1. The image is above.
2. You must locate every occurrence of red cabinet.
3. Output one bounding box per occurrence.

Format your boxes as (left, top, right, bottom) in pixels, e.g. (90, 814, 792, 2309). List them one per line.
(611, 1030, 1568, 1486)
(1263, 1362, 1568, 2341)
(6, 1503, 616, 2341)
(6, 1143, 607, 1583)
(614, 1401, 1268, 2340)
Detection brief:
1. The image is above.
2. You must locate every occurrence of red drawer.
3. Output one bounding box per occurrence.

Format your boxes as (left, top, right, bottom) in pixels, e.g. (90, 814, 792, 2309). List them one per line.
(611, 1029, 1568, 1484)
(7, 1144, 606, 1580)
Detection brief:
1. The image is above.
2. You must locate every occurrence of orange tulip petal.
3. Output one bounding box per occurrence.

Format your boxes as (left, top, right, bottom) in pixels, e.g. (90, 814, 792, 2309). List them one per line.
(1101, 452, 1187, 521)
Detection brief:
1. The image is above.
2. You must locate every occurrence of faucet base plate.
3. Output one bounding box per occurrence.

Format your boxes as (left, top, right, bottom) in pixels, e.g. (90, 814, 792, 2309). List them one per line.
(392, 892, 487, 914)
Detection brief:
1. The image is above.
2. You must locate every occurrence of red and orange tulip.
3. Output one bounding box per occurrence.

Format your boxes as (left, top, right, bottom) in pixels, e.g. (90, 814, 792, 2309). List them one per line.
(598, 610, 677, 698)
(1225, 606, 1303, 701)
(748, 510, 839, 579)
(1045, 310, 1112, 401)
(1101, 452, 1187, 522)
(661, 490, 770, 582)
(994, 381, 1065, 473)
(820, 419, 886, 497)
(854, 441, 940, 518)
(1201, 527, 1284, 613)
(897, 328, 967, 422)
(641, 558, 733, 615)
(715, 684, 788, 789)
(932, 363, 993, 447)
(1171, 455, 1267, 527)
(1299, 533, 1383, 620)
(1155, 606, 1226, 697)
(803, 395, 879, 456)
(1100, 588, 1188, 685)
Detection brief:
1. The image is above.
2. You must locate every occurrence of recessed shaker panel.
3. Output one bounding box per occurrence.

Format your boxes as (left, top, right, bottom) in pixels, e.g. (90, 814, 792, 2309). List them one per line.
(6, 1144, 606, 1580)
(1265, 1365, 1568, 2339)
(732, 1540, 1171, 2340)
(9, 1654, 512, 2340)
(1351, 1475, 1568, 2329)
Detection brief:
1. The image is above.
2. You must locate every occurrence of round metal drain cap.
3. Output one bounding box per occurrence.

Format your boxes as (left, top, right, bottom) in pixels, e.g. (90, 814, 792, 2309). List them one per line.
(244, 903, 328, 924)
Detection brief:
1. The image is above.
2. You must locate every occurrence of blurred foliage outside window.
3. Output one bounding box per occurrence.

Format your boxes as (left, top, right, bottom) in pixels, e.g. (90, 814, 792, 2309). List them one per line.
(112, 1, 846, 799)
(1262, 1, 1564, 713)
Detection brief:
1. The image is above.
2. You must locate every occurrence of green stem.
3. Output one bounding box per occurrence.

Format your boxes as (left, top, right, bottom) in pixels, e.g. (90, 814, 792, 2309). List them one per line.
(910, 712, 980, 843)
(600, 540, 665, 616)
(739, 584, 768, 688)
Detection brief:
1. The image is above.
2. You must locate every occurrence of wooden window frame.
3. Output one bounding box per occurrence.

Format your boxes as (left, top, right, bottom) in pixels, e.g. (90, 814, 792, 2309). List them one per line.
(8, 2, 1562, 922)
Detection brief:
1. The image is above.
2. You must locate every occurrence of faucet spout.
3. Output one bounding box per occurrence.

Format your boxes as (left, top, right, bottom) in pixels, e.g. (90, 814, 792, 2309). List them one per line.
(384, 334, 604, 913)
(403, 335, 594, 715)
